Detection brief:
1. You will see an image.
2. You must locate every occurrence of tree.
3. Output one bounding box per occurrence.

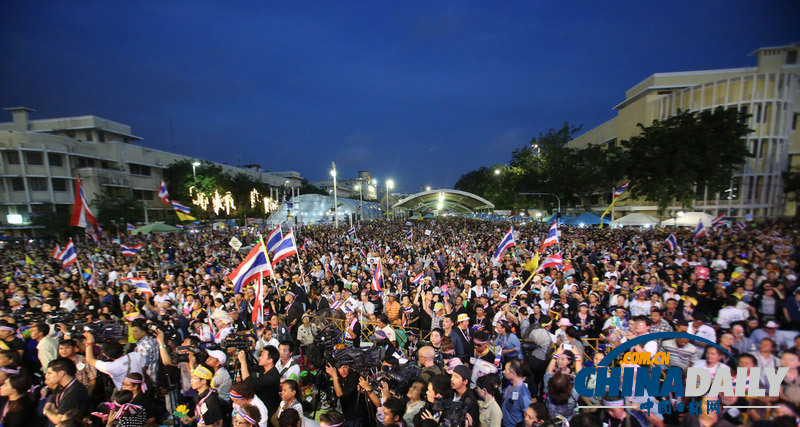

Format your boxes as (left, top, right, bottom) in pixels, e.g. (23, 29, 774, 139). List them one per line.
(620, 107, 752, 215)
(91, 188, 144, 230)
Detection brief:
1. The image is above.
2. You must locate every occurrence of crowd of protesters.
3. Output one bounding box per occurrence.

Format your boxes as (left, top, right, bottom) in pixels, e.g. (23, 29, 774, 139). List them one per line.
(0, 217, 798, 427)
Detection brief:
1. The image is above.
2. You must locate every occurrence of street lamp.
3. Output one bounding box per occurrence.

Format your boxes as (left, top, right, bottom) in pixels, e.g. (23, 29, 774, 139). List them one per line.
(494, 169, 501, 175)
(425, 186, 431, 191)
(192, 161, 201, 184)
(331, 162, 338, 228)
(386, 179, 394, 220)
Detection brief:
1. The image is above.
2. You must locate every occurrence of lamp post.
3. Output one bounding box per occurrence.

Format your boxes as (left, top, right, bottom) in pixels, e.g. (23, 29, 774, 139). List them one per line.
(192, 162, 201, 184)
(331, 162, 338, 228)
(386, 179, 394, 221)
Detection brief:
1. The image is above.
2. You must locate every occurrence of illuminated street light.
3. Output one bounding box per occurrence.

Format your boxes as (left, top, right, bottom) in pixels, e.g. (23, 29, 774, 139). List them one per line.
(331, 163, 338, 227)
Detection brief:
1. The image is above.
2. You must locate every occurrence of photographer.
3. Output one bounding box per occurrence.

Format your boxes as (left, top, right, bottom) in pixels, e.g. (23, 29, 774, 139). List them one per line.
(155, 329, 195, 399)
(324, 360, 369, 427)
(418, 346, 443, 383)
(237, 346, 281, 418)
(83, 331, 145, 391)
(450, 365, 479, 426)
(131, 320, 159, 380)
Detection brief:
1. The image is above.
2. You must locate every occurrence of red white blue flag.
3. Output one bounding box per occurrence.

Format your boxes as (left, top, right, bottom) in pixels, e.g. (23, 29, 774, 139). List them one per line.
(59, 239, 78, 267)
(120, 243, 143, 256)
(711, 213, 727, 228)
(271, 231, 297, 265)
(665, 233, 678, 251)
(492, 227, 516, 264)
(541, 222, 559, 251)
(693, 221, 706, 244)
(266, 226, 282, 254)
(536, 253, 563, 273)
(613, 182, 630, 198)
(158, 180, 170, 204)
(123, 277, 153, 295)
(227, 240, 273, 294)
(371, 259, 383, 292)
(69, 177, 99, 230)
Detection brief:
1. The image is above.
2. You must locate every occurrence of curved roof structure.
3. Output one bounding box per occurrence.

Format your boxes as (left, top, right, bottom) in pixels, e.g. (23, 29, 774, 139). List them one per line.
(392, 189, 494, 213)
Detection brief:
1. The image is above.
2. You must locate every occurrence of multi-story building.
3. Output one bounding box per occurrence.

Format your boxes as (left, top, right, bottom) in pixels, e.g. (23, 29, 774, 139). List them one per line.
(568, 43, 800, 219)
(0, 107, 303, 233)
(311, 170, 378, 200)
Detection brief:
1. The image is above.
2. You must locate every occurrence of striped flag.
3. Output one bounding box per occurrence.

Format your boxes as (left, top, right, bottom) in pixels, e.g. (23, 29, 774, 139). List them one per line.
(158, 180, 170, 204)
(371, 258, 383, 292)
(359, 248, 367, 259)
(59, 239, 78, 267)
(541, 222, 559, 251)
(123, 277, 153, 295)
(371, 242, 376, 253)
(711, 213, 727, 228)
(272, 231, 298, 265)
(693, 221, 706, 244)
(175, 224, 184, 230)
(492, 227, 516, 263)
(172, 201, 191, 215)
(51, 245, 61, 259)
(330, 299, 343, 311)
(69, 177, 100, 230)
(535, 253, 563, 273)
(265, 226, 282, 255)
(227, 239, 273, 294)
(14, 268, 22, 279)
(613, 181, 630, 198)
(735, 222, 746, 230)
(411, 272, 424, 285)
(665, 233, 677, 251)
(402, 306, 413, 326)
(346, 227, 356, 236)
(127, 223, 135, 234)
(120, 243, 143, 256)
(406, 230, 413, 240)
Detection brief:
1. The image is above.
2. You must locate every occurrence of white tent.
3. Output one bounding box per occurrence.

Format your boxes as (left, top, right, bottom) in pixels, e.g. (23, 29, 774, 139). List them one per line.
(659, 211, 714, 227)
(610, 213, 660, 227)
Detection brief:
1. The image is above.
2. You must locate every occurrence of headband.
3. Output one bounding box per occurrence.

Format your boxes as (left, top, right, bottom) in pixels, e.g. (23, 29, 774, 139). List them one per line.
(124, 375, 148, 392)
(0, 326, 15, 332)
(229, 390, 244, 400)
(473, 339, 487, 345)
(0, 367, 20, 375)
(239, 412, 259, 425)
(192, 366, 213, 380)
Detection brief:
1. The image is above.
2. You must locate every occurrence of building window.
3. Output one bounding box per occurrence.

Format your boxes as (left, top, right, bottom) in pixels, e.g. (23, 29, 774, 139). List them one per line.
(787, 50, 798, 65)
(48, 153, 63, 167)
(26, 151, 44, 165)
(29, 178, 48, 191)
(77, 157, 95, 168)
(739, 106, 748, 123)
(6, 151, 20, 165)
(66, 131, 75, 139)
(132, 190, 153, 200)
(793, 113, 798, 131)
(98, 131, 105, 142)
(51, 178, 67, 192)
(85, 130, 93, 141)
(10, 178, 24, 191)
(129, 164, 151, 176)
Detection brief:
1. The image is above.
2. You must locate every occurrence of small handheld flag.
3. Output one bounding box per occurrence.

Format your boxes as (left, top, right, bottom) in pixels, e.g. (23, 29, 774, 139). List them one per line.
(120, 244, 143, 256)
(406, 230, 413, 240)
(346, 227, 356, 236)
(541, 222, 559, 251)
(411, 272, 424, 285)
(59, 239, 78, 267)
(693, 221, 706, 244)
(158, 180, 170, 204)
(665, 233, 677, 251)
(51, 244, 61, 259)
(492, 227, 516, 264)
(711, 213, 727, 228)
(123, 277, 153, 295)
(535, 253, 563, 273)
(371, 259, 383, 292)
(127, 223, 135, 234)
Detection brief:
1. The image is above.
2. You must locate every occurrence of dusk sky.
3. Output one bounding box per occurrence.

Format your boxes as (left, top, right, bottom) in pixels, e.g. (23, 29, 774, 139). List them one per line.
(1, 2, 798, 192)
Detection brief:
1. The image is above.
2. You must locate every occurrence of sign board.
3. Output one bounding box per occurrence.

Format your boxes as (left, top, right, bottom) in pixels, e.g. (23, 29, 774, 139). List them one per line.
(745, 213, 753, 221)
(424, 229, 432, 236)
(695, 266, 710, 280)
(229, 237, 242, 251)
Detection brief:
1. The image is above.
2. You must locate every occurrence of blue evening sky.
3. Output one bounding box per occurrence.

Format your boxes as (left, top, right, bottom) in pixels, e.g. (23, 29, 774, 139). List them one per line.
(1, 1, 798, 192)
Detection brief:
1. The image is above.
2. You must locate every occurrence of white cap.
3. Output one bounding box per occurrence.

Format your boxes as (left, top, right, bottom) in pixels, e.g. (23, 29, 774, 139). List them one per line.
(206, 349, 227, 365)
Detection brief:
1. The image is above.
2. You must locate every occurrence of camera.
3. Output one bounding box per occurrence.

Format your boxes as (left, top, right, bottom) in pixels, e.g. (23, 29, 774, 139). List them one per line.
(172, 345, 209, 365)
(223, 332, 256, 351)
(65, 320, 127, 342)
(431, 398, 469, 427)
(369, 363, 421, 392)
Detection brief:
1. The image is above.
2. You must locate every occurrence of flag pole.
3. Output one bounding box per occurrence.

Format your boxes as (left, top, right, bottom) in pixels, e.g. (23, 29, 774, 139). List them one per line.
(287, 223, 309, 292)
(259, 235, 280, 291)
(599, 198, 617, 229)
(509, 269, 537, 305)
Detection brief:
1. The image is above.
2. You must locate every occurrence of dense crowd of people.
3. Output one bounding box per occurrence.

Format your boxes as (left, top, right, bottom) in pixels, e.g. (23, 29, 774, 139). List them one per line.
(0, 217, 798, 427)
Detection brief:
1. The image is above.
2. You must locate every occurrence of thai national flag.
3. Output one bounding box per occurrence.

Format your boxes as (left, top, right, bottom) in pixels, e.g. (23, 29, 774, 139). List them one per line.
(665, 233, 677, 251)
(711, 213, 727, 228)
(541, 221, 559, 251)
(51, 245, 61, 259)
(266, 226, 282, 254)
(346, 227, 356, 236)
(69, 177, 99, 230)
(492, 227, 516, 264)
(123, 277, 153, 295)
(613, 181, 630, 198)
(371, 242, 376, 252)
(735, 222, 746, 230)
(14, 268, 22, 279)
(693, 221, 706, 244)
(371, 259, 383, 292)
(175, 224, 184, 230)
(172, 201, 191, 215)
(406, 230, 413, 240)
(120, 244, 143, 256)
(158, 180, 170, 204)
(411, 272, 424, 285)
(359, 248, 367, 258)
(227, 241, 273, 294)
(59, 239, 78, 267)
(535, 253, 563, 273)
(330, 299, 343, 311)
(127, 223, 135, 234)
(271, 231, 298, 265)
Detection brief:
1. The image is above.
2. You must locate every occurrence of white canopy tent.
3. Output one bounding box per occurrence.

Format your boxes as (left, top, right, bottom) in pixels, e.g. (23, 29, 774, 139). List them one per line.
(610, 213, 660, 227)
(659, 211, 714, 227)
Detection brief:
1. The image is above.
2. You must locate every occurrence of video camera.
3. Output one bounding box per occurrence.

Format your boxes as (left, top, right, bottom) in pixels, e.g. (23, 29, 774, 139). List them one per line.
(172, 345, 209, 365)
(223, 332, 256, 351)
(65, 321, 128, 342)
(432, 397, 469, 427)
(370, 363, 421, 392)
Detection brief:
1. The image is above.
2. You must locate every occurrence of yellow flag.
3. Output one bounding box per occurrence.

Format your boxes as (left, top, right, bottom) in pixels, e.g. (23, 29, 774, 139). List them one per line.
(525, 253, 539, 272)
(176, 212, 196, 221)
(25, 255, 34, 265)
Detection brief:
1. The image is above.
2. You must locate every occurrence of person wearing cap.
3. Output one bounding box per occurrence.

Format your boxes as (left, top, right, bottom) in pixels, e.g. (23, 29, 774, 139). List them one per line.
(450, 364, 480, 425)
(181, 365, 224, 427)
(454, 312, 474, 358)
(201, 349, 232, 403)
